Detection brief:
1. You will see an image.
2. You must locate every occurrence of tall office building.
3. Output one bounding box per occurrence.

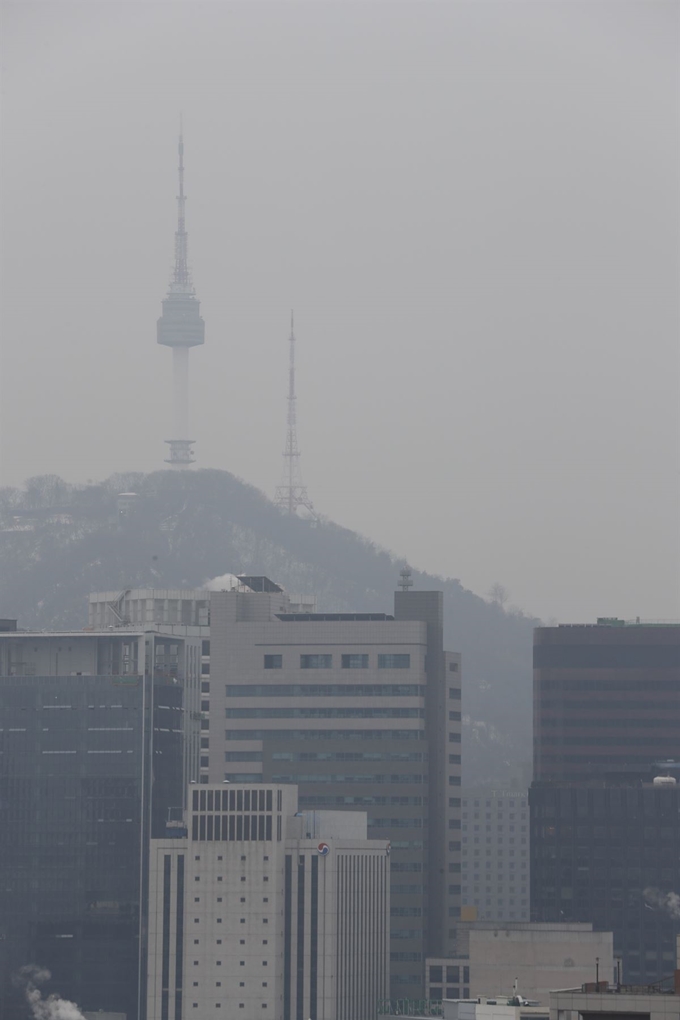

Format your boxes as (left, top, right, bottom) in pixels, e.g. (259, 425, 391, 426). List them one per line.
(530, 619, 680, 984)
(146, 784, 390, 1020)
(0, 625, 199, 1019)
(206, 579, 462, 998)
(461, 788, 530, 922)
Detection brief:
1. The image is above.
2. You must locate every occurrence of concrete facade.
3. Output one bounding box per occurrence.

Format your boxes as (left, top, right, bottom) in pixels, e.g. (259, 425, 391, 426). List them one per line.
(426, 923, 613, 1004)
(146, 784, 390, 1020)
(550, 989, 680, 1020)
(207, 584, 462, 997)
(461, 789, 530, 922)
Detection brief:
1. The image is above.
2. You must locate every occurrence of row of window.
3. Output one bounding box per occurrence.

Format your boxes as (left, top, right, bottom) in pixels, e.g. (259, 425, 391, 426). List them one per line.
(298, 795, 425, 806)
(224, 729, 426, 741)
(270, 773, 426, 784)
(226, 684, 423, 697)
(264, 653, 411, 670)
(226, 708, 425, 719)
(429, 965, 469, 984)
(225, 750, 427, 764)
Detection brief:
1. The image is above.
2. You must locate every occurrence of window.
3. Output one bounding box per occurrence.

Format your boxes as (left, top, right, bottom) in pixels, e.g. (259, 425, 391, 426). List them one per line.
(300, 654, 332, 669)
(429, 966, 443, 983)
(342, 654, 369, 669)
(378, 654, 410, 669)
(240, 940, 245, 945)
(449, 662, 459, 672)
(264, 655, 282, 669)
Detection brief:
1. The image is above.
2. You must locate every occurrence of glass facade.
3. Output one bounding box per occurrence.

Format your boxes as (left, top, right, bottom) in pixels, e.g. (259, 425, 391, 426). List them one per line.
(530, 779, 680, 984)
(0, 671, 184, 1019)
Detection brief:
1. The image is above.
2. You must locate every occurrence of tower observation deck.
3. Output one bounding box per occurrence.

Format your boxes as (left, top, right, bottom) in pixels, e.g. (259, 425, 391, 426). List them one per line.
(157, 129, 205, 466)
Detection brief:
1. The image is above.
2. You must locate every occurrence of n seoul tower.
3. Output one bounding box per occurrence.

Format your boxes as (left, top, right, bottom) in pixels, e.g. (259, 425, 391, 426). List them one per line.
(157, 128, 205, 465)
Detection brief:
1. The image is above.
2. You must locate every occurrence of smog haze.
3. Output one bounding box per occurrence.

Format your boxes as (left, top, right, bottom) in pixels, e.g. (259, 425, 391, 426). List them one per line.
(1, 1, 678, 623)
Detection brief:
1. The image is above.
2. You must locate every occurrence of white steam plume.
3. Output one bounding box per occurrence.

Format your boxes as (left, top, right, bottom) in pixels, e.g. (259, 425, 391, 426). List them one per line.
(643, 887, 680, 920)
(15, 965, 86, 1020)
(203, 572, 241, 591)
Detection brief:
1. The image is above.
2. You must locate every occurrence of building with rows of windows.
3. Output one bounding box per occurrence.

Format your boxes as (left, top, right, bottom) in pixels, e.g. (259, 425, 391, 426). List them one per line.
(204, 579, 462, 1000)
(146, 784, 390, 1020)
(530, 619, 680, 985)
(461, 788, 530, 922)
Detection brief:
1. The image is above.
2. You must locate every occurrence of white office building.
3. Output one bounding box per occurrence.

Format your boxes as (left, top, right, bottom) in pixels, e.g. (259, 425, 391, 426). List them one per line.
(146, 783, 390, 1020)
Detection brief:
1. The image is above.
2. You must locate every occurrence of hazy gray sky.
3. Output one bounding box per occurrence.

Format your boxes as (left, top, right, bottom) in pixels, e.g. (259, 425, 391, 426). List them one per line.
(2, 1, 678, 623)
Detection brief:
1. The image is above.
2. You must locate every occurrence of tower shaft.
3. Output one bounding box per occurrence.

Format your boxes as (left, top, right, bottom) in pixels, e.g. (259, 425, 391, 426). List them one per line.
(274, 315, 315, 516)
(157, 128, 205, 467)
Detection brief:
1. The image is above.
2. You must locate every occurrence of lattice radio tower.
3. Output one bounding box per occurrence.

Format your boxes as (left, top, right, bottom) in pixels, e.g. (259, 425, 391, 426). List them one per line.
(274, 314, 315, 516)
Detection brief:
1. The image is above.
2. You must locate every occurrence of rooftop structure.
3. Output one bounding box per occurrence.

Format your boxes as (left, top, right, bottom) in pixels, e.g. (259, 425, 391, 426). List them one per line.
(550, 981, 680, 1020)
(157, 128, 205, 466)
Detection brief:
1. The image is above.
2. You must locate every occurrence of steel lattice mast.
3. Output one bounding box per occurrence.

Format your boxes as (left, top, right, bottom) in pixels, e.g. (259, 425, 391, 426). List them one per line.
(157, 126, 205, 466)
(274, 313, 315, 516)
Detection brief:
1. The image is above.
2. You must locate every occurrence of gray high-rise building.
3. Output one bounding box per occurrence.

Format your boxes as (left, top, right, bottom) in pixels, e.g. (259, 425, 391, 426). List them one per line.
(205, 578, 462, 998)
(530, 619, 680, 984)
(0, 625, 200, 1019)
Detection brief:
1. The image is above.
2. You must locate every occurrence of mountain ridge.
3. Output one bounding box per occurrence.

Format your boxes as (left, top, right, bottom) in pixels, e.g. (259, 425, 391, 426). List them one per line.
(0, 468, 536, 783)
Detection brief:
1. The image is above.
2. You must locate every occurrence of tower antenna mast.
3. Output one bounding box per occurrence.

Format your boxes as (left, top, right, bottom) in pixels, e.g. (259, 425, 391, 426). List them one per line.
(157, 124, 205, 466)
(274, 313, 315, 516)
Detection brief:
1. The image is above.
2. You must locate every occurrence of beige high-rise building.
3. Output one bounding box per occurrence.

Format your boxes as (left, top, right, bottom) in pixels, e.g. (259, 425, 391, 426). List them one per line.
(146, 783, 390, 1020)
(205, 580, 462, 998)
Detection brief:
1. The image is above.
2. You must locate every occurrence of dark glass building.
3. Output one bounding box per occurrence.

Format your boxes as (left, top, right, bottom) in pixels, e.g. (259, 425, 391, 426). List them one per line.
(534, 621, 680, 782)
(0, 631, 191, 1020)
(531, 621, 680, 985)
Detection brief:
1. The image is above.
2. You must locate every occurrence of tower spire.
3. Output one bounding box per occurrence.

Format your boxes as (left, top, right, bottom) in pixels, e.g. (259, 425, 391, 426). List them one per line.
(157, 125, 205, 467)
(172, 124, 190, 292)
(274, 313, 316, 517)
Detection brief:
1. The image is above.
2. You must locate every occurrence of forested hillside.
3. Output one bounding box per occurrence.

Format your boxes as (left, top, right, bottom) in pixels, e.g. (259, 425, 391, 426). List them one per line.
(0, 469, 536, 783)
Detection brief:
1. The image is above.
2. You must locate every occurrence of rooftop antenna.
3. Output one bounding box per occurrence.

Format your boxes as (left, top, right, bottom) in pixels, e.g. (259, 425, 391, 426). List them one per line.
(398, 568, 413, 591)
(274, 312, 316, 517)
(157, 121, 205, 466)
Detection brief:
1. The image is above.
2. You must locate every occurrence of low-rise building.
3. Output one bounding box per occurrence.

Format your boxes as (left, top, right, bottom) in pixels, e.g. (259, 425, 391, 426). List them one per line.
(426, 923, 613, 1004)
